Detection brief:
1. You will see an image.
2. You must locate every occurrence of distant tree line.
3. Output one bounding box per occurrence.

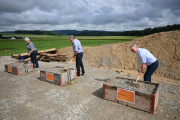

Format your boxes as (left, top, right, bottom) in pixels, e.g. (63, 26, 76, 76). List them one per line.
(0, 34, 2, 38)
(70, 24, 180, 36)
(15, 30, 61, 36)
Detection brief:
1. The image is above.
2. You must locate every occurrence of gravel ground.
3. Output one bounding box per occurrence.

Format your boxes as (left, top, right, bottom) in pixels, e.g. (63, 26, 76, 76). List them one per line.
(107, 78, 156, 94)
(42, 67, 71, 73)
(0, 56, 180, 120)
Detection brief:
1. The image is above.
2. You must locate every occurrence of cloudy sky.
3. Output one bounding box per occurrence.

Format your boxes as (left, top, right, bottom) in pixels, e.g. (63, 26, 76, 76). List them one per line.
(0, 0, 180, 31)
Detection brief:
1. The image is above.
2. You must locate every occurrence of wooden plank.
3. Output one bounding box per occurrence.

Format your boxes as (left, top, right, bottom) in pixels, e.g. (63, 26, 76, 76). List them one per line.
(103, 84, 106, 100)
(23, 57, 31, 61)
(16, 67, 19, 75)
(150, 94, 155, 114)
(12, 54, 20, 59)
(12, 48, 58, 59)
(40, 70, 42, 80)
(60, 74, 63, 86)
(154, 84, 160, 110)
(38, 48, 57, 54)
(41, 53, 58, 57)
(19, 53, 29, 57)
(39, 56, 45, 61)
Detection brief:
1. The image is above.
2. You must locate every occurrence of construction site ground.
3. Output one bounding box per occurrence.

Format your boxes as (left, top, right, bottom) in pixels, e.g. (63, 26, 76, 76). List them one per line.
(0, 56, 179, 120)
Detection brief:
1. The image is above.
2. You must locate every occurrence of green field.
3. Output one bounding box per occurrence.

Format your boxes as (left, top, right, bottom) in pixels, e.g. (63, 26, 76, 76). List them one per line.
(0, 34, 141, 56)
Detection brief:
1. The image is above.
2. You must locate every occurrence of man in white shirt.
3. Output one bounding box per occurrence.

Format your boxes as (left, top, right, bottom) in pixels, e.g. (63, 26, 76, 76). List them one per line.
(130, 44, 159, 82)
(69, 35, 85, 77)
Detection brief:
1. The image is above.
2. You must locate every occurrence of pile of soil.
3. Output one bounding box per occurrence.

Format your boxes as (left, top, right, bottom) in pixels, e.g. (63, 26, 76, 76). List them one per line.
(57, 30, 180, 80)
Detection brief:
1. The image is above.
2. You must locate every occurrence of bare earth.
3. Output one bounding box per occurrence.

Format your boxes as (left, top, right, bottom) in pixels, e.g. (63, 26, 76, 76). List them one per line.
(57, 30, 180, 80)
(0, 56, 180, 120)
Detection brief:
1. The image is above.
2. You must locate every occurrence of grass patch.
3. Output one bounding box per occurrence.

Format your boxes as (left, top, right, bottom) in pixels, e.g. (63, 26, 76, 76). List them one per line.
(0, 34, 141, 56)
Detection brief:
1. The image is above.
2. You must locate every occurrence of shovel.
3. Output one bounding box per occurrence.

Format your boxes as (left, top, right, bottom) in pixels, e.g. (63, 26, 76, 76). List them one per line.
(134, 75, 141, 88)
(63, 59, 73, 71)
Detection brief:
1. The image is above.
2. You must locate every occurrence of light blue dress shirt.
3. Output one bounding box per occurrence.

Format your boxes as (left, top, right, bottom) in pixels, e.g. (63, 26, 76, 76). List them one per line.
(72, 39, 83, 53)
(137, 48, 157, 66)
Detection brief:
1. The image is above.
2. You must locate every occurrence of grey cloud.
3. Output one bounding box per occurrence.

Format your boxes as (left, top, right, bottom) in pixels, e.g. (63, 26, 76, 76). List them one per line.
(0, 0, 34, 13)
(99, 6, 113, 14)
(0, 0, 179, 31)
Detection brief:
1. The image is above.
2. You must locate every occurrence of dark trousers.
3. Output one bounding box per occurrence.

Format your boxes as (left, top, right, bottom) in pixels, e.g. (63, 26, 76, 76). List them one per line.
(76, 53, 85, 76)
(30, 51, 39, 68)
(144, 60, 159, 82)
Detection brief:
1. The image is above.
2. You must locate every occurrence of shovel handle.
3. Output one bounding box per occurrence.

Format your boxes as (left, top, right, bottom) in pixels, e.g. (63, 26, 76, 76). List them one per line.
(136, 75, 141, 82)
(69, 59, 73, 63)
(64, 59, 74, 69)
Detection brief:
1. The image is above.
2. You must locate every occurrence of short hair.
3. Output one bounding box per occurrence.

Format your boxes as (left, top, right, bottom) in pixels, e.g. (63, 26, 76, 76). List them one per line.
(24, 37, 30, 41)
(130, 44, 138, 48)
(69, 35, 75, 39)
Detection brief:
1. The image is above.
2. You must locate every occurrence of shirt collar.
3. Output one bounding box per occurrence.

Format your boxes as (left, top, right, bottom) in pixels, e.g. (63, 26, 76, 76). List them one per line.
(137, 48, 140, 55)
(72, 39, 76, 44)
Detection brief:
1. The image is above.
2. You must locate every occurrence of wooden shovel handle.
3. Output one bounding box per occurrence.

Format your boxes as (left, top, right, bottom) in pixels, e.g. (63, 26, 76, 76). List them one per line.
(136, 75, 141, 82)
(64, 59, 74, 69)
(69, 59, 73, 63)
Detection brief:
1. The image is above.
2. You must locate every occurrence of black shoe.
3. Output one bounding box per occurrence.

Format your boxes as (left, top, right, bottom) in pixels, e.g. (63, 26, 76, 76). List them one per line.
(81, 73, 85, 76)
(35, 66, 39, 68)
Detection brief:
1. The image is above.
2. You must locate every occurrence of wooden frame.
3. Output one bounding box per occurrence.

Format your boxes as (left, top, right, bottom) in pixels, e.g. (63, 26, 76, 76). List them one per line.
(40, 67, 77, 86)
(4, 62, 34, 75)
(103, 77, 160, 114)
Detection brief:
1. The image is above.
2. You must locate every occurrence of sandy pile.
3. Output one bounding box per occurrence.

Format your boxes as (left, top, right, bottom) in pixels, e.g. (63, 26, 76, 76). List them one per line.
(57, 30, 180, 80)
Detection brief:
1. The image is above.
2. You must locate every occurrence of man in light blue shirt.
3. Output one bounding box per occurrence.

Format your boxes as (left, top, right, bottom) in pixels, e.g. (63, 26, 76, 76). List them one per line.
(130, 44, 159, 82)
(69, 35, 85, 77)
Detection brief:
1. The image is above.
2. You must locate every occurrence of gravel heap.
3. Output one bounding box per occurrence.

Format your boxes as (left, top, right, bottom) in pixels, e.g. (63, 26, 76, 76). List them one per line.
(106, 78, 157, 94)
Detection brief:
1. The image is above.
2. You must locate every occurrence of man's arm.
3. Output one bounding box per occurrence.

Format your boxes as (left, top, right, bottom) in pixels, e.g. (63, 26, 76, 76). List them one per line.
(28, 49, 34, 56)
(139, 63, 146, 76)
(73, 51, 78, 58)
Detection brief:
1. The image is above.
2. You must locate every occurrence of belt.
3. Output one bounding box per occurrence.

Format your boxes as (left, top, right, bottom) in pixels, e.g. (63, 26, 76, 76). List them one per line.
(150, 60, 158, 66)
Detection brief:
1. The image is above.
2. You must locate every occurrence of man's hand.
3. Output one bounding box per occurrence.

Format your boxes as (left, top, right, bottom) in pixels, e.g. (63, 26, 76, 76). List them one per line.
(139, 72, 143, 76)
(28, 53, 31, 56)
(73, 51, 78, 58)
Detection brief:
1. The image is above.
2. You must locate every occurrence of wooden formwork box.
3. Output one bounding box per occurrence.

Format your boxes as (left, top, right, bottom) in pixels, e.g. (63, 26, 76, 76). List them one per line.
(4, 62, 34, 75)
(40, 67, 77, 86)
(103, 77, 160, 114)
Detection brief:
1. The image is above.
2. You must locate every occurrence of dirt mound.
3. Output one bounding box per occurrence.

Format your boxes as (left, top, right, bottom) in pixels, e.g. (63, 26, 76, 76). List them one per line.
(57, 30, 180, 80)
